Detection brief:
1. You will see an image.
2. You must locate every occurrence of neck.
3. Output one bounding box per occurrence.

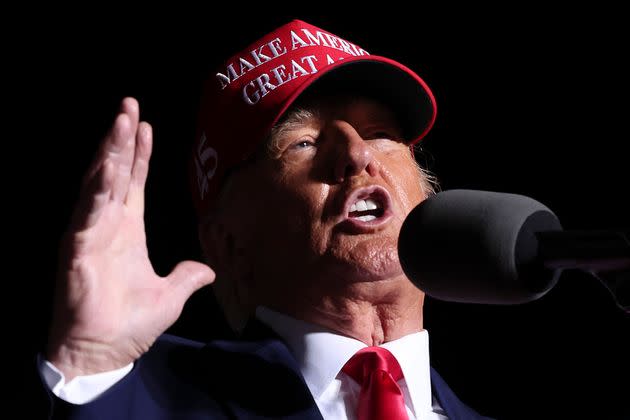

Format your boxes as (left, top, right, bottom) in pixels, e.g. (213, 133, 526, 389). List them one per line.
(267, 275, 424, 345)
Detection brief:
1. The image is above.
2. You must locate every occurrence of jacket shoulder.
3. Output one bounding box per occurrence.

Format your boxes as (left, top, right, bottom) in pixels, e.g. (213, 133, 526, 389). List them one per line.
(431, 368, 496, 420)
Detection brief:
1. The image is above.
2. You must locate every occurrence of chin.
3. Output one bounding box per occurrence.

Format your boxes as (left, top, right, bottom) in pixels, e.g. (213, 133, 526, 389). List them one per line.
(327, 236, 404, 281)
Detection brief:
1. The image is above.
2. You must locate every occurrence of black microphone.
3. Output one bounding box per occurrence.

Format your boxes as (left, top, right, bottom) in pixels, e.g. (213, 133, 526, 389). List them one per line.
(398, 189, 630, 307)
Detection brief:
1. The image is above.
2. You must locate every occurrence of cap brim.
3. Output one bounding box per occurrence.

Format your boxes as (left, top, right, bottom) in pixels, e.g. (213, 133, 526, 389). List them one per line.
(273, 55, 437, 144)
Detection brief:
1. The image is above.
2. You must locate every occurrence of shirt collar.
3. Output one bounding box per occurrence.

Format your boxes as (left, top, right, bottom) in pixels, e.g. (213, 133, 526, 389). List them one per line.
(256, 306, 364, 398)
(381, 328, 433, 415)
(255, 306, 433, 414)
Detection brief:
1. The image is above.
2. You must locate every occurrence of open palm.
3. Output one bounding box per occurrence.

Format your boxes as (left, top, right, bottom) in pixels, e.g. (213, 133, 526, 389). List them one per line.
(47, 98, 215, 381)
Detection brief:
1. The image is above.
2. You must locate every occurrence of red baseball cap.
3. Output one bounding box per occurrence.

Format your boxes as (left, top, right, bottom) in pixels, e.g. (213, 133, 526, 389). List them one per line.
(190, 19, 437, 218)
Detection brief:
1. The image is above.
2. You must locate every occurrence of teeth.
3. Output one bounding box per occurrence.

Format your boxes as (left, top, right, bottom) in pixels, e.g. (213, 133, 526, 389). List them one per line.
(365, 199, 378, 210)
(349, 198, 379, 213)
(357, 215, 376, 222)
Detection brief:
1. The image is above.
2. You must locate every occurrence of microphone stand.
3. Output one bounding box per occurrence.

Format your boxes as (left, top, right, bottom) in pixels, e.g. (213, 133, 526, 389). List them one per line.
(537, 230, 630, 312)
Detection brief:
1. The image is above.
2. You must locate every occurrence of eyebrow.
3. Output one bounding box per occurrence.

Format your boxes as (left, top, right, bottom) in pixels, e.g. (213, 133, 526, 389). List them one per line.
(265, 107, 320, 154)
(267, 94, 405, 151)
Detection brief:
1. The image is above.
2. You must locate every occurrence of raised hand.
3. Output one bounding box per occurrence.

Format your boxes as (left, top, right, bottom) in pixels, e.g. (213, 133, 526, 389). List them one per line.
(47, 98, 215, 381)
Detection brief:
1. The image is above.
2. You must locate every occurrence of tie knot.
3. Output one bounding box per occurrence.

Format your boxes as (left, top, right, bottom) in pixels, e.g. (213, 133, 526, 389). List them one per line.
(342, 346, 404, 384)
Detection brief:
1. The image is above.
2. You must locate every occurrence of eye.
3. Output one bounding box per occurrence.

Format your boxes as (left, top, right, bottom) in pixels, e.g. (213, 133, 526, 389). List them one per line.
(364, 130, 400, 141)
(362, 128, 406, 152)
(291, 139, 315, 149)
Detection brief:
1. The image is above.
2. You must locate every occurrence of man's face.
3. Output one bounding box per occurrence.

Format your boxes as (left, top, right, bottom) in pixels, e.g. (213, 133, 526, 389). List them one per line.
(222, 95, 429, 299)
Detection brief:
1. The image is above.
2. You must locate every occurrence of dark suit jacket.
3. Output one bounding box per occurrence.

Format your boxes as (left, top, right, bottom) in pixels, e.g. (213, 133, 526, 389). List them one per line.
(35, 324, 492, 419)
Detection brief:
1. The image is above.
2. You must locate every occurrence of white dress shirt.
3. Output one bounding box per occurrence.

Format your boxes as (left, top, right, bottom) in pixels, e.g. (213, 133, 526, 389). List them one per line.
(42, 307, 448, 418)
(41, 359, 133, 404)
(256, 307, 447, 420)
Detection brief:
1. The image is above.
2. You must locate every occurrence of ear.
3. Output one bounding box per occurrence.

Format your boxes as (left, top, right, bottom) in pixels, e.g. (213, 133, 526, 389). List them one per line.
(198, 218, 255, 333)
(198, 217, 252, 275)
(198, 218, 225, 268)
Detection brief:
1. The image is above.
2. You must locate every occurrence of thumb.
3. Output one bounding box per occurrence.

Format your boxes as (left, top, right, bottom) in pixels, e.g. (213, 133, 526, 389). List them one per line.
(166, 260, 216, 303)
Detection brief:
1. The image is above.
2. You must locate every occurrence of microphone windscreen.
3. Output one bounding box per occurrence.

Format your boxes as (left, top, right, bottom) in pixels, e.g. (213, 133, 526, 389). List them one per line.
(398, 190, 562, 304)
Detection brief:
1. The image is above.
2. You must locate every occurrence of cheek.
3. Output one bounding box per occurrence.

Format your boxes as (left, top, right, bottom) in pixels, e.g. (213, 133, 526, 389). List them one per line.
(385, 156, 427, 215)
(266, 170, 331, 244)
(401, 172, 426, 212)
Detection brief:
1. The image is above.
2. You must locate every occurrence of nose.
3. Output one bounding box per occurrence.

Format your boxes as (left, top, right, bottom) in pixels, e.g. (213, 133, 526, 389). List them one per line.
(331, 120, 377, 182)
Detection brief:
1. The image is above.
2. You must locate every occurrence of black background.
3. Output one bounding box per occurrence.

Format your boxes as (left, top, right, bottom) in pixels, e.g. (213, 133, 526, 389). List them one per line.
(14, 7, 629, 419)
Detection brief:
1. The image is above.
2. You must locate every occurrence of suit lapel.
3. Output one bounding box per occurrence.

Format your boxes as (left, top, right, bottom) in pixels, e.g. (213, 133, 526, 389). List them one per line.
(431, 368, 490, 419)
(199, 319, 324, 420)
(201, 319, 489, 419)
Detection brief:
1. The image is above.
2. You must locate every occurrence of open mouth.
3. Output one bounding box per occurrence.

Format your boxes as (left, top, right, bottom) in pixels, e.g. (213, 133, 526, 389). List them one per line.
(348, 197, 386, 221)
(340, 186, 393, 231)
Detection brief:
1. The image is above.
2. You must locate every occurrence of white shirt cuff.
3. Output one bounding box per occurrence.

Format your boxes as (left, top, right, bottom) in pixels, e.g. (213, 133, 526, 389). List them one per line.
(40, 359, 134, 404)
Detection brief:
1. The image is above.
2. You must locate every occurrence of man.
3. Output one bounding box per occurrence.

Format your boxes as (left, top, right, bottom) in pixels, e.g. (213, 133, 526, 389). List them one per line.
(38, 20, 492, 419)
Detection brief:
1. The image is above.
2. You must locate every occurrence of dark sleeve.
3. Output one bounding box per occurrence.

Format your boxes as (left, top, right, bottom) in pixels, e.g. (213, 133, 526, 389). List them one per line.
(30, 335, 229, 420)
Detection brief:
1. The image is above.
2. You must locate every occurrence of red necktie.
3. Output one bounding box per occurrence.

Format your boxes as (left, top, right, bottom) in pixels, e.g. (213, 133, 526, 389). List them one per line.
(342, 346, 409, 420)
